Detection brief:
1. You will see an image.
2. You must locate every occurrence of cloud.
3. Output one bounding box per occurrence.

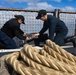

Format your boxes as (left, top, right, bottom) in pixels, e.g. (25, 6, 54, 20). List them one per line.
(26, 2, 55, 10)
(3, 0, 38, 3)
(39, 0, 61, 2)
(54, 0, 61, 2)
(4, 0, 62, 3)
(0, 0, 56, 10)
(61, 6, 75, 12)
(1, 0, 75, 12)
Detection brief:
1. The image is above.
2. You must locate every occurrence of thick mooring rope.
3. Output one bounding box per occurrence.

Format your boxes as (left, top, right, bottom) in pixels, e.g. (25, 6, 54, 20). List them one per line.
(43, 45, 76, 65)
(22, 45, 76, 73)
(20, 48, 76, 75)
(46, 39, 76, 62)
(5, 50, 72, 75)
(5, 52, 53, 75)
(5, 39, 76, 75)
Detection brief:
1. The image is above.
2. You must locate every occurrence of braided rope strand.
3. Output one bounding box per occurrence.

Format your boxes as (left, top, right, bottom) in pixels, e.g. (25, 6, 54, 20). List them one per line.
(20, 49, 75, 75)
(5, 52, 45, 75)
(43, 45, 76, 65)
(4, 44, 76, 75)
(46, 39, 76, 62)
(23, 44, 76, 73)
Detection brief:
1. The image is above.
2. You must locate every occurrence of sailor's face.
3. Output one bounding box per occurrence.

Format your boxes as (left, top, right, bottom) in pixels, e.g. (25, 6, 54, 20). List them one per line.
(18, 19, 23, 24)
(41, 15, 47, 21)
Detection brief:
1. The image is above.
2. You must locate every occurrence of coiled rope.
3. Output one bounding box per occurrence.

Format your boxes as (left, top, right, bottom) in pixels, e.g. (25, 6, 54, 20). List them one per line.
(5, 39, 76, 75)
(46, 39, 76, 62)
(5, 52, 53, 75)
(43, 44, 76, 65)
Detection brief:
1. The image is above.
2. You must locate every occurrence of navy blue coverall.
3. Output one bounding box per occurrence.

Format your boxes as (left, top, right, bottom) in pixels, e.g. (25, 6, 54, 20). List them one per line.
(39, 15, 68, 46)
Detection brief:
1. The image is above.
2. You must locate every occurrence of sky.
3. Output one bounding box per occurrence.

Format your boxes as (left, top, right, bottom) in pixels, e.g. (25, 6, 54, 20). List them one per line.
(0, 0, 76, 11)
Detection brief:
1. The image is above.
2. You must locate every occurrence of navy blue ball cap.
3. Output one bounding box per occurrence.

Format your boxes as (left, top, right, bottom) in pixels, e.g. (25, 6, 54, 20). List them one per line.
(14, 15, 25, 24)
(36, 10, 47, 19)
(18, 15, 25, 24)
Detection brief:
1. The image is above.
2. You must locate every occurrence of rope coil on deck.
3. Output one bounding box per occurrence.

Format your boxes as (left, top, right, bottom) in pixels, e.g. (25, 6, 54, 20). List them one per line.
(43, 45, 76, 65)
(5, 39, 76, 75)
(5, 52, 53, 75)
(46, 39, 76, 62)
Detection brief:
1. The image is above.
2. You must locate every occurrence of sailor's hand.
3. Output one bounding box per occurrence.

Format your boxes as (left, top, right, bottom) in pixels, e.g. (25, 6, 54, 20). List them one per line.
(32, 33, 40, 38)
(23, 33, 26, 36)
(26, 37, 30, 41)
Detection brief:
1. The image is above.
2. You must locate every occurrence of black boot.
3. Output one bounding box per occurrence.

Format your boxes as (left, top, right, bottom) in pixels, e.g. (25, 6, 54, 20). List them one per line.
(71, 39, 76, 47)
(64, 36, 76, 47)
